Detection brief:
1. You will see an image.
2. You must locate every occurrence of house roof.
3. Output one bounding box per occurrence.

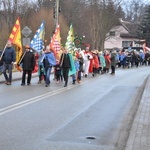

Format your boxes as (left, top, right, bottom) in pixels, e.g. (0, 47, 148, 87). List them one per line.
(119, 18, 139, 38)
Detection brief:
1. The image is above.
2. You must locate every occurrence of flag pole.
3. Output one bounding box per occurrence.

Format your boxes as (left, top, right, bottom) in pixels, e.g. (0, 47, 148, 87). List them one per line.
(0, 44, 7, 60)
(17, 51, 26, 65)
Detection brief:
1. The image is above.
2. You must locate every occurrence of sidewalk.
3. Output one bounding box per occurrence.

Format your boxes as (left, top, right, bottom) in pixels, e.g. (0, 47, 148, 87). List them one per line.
(125, 75, 150, 150)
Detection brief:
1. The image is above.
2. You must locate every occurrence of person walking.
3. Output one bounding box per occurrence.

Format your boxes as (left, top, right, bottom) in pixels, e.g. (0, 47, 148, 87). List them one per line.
(0, 50, 3, 75)
(54, 60, 62, 84)
(43, 45, 56, 87)
(37, 50, 46, 84)
(103, 50, 111, 73)
(84, 46, 93, 77)
(1, 41, 16, 85)
(110, 50, 117, 75)
(18, 45, 35, 86)
(59, 47, 71, 87)
(77, 53, 84, 83)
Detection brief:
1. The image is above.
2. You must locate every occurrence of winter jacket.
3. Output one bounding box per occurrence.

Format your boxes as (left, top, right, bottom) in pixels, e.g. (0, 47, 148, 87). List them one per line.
(20, 51, 35, 71)
(60, 53, 71, 68)
(110, 52, 117, 66)
(2, 47, 16, 64)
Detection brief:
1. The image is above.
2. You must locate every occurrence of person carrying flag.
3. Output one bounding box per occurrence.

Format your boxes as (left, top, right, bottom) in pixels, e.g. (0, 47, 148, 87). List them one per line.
(0, 41, 16, 85)
(18, 45, 35, 86)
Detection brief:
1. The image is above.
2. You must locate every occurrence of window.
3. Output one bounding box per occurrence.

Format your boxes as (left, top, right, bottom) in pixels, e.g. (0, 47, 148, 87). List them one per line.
(122, 41, 132, 47)
(109, 31, 115, 36)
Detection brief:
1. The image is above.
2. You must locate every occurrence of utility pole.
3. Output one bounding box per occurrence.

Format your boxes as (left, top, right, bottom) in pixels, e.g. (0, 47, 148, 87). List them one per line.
(53, 0, 60, 27)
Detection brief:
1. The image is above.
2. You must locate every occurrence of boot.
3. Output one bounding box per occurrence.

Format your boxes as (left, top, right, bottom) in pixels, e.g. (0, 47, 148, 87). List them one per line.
(72, 80, 76, 85)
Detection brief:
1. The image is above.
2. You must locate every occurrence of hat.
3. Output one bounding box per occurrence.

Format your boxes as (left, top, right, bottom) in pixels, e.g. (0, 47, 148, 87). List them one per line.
(25, 45, 30, 49)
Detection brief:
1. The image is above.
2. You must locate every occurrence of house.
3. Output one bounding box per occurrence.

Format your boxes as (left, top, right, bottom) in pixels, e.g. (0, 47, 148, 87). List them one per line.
(104, 18, 144, 51)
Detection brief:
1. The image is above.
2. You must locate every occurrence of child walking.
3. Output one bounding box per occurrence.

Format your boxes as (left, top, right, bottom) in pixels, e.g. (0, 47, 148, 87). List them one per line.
(54, 60, 62, 83)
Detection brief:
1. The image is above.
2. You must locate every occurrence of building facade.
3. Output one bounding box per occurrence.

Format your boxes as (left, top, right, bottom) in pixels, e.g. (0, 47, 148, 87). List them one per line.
(104, 19, 143, 51)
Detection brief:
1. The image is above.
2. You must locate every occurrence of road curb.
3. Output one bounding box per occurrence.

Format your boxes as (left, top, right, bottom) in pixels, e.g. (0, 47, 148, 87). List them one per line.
(115, 75, 149, 150)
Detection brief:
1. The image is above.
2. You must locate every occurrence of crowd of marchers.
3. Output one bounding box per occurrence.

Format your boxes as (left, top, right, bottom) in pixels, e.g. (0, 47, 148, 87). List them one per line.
(0, 41, 150, 87)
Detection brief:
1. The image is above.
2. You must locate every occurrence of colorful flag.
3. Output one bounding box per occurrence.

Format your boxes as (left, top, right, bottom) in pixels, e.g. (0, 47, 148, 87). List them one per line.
(30, 21, 45, 53)
(8, 17, 22, 71)
(8, 17, 22, 64)
(65, 24, 75, 53)
(50, 25, 61, 59)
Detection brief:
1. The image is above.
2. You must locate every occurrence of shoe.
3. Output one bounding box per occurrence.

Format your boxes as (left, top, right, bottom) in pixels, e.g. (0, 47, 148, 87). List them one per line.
(85, 74, 87, 78)
(64, 84, 67, 87)
(4, 81, 8, 84)
(110, 73, 115, 75)
(78, 80, 81, 84)
(27, 83, 31, 86)
(21, 83, 25, 86)
(38, 81, 41, 84)
(45, 84, 49, 87)
(72, 80, 76, 85)
(6, 82, 11, 85)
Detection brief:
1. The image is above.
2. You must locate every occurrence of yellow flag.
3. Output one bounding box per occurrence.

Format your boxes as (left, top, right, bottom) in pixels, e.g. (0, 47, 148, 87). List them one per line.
(8, 17, 22, 64)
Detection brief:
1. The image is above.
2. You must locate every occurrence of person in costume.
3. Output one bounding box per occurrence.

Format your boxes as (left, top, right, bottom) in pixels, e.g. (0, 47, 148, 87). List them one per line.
(98, 51, 106, 74)
(72, 56, 80, 84)
(43, 45, 56, 87)
(89, 50, 100, 77)
(103, 50, 111, 73)
(83, 45, 93, 77)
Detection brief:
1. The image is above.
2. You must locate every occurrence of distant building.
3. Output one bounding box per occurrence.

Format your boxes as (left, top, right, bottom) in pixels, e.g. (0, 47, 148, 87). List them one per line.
(104, 18, 144, 51)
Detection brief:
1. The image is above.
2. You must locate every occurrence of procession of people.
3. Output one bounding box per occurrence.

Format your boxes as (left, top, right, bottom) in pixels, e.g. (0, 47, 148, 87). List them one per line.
(0, 40, 150, 87)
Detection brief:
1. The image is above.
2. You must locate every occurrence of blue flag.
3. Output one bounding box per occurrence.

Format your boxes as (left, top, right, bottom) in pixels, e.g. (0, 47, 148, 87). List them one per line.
(30, 21, 45, 52)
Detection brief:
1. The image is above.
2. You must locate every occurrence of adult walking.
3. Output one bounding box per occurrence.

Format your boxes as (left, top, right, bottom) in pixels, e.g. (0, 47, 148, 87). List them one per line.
(60, 47, 71, 87)
(1, 41, 16, 85)
(18, 45, 35, 86)
(84, 46, 93, 77)
(0, 50, 3, 75)
(110, 50, 117, 75)
(43, 45, 56, 87)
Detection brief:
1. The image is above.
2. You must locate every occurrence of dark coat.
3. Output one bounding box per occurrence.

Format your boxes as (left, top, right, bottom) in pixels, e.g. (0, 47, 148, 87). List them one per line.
(60, 53, 71, 68)
(54, 64, 61, 75)
(2, 47, 16, 64)
(110, 52, 116, 66)
(0, 51, 3, 66)
(20, 51, 35, 71)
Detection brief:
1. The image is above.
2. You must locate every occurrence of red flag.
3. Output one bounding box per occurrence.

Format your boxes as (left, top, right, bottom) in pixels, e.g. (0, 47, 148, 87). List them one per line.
(50, 25, 61, 60)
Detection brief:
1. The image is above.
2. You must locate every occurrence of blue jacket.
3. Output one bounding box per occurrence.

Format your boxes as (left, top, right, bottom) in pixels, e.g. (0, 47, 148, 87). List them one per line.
(74, 60, 80, 71)
(43, 52, 56, 69)
(2, 47, 16, 64)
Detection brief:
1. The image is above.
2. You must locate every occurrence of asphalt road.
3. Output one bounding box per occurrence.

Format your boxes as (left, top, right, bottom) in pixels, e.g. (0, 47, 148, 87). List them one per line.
(0, 66, 149, 150)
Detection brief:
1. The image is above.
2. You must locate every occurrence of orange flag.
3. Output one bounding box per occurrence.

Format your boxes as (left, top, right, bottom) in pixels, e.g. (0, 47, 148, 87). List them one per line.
(50, 25, 61, 60)
(8, 17, 22, 71)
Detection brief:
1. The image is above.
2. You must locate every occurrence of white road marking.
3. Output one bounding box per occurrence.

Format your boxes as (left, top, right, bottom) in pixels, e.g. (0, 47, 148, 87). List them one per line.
(0, 86, 74, 116)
